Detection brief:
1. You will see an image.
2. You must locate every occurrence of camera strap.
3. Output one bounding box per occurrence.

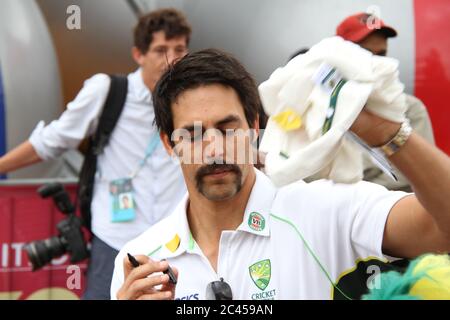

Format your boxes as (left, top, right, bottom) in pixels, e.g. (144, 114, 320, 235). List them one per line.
(77, 74, 128, 231)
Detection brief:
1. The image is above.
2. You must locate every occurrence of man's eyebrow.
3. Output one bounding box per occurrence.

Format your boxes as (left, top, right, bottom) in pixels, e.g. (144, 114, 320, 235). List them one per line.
(180, 115, 241, 132)
(181, 124, 202, 132)
(215, 115, 241, 127)
(153, 45, 168, 50)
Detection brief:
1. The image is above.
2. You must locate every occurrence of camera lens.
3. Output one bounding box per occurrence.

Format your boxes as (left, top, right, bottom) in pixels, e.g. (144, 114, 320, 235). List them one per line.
(24, 236, 66, 271)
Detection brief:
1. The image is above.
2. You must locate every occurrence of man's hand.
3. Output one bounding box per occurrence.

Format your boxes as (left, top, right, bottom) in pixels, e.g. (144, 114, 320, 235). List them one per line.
(350, 109, 401, 147)
(116, 255, 178, 300)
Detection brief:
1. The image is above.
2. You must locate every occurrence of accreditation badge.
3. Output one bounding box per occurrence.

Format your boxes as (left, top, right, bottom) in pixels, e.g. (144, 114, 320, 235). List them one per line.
(109, 178, 136, 222)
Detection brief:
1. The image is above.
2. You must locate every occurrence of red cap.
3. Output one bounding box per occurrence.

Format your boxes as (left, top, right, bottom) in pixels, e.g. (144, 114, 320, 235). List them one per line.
(336, 12, 397, 43)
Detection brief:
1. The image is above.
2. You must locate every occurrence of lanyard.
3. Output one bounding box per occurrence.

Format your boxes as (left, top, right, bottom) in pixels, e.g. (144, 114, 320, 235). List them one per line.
(97, 131, 161, 181)
(129, 132, 161, 179)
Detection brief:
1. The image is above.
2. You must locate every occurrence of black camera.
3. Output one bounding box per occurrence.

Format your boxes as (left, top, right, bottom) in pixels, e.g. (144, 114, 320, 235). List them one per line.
(24, 183, 90, 271)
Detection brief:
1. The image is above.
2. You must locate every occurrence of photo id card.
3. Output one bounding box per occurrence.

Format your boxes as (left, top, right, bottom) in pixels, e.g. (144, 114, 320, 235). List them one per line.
(109, 178, 136, 222)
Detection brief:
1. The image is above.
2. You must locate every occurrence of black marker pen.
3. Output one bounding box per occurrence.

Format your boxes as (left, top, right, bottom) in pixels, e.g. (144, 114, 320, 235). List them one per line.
(127, 253, 140, 268)
(127, 253, 177, 285)
(161, 259, 177, 285)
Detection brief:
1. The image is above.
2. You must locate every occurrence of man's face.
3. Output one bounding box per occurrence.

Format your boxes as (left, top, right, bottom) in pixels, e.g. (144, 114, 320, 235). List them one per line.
(357, 32, 388, 56)
(122, 196, 129, 208)
(163, 84, 258, 201)
(134, 31, 188, 89)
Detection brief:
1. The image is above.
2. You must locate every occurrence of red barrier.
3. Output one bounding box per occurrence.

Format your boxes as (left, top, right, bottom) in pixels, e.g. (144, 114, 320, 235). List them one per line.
(0, 182, 87, 299)
(414, 0, 450, 155)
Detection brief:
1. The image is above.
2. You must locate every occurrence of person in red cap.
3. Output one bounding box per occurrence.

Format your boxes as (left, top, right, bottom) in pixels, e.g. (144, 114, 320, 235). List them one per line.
(336, 12, 435, 192)
(336, 12, 397, 56)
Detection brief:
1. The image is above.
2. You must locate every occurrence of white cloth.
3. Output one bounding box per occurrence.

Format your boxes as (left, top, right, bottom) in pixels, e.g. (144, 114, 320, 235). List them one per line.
(29, 69, 186, 250)
(259, 37, 407, 186)
(110, 169, 408, 300)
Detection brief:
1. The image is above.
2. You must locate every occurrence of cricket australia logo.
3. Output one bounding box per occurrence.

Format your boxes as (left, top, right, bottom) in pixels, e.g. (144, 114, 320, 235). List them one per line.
(249, 259, 271, 291)
(248, 212, 265, 231)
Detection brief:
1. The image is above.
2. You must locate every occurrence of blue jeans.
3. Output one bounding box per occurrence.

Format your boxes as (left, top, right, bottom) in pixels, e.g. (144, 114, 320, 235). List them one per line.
(82, 235, 119, 300)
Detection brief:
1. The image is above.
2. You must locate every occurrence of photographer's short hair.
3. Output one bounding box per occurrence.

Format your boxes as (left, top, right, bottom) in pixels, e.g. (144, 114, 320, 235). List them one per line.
(134, 8, 192, 54)
(153, 49, 262, 139)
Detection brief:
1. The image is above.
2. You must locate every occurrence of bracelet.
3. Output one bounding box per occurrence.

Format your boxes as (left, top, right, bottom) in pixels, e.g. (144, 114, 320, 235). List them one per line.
(378, 119, 412, 157)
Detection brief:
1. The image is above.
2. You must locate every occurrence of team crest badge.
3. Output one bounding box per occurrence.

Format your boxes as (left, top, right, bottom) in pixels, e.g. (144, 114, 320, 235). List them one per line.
(249, 259, 271, 291)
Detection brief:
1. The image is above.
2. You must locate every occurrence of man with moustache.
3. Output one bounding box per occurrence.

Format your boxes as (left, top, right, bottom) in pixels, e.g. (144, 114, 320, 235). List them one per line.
(111, 49, 450, 300)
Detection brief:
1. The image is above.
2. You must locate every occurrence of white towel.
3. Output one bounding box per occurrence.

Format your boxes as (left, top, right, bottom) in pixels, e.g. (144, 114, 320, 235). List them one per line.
(259, 36, 407, 186)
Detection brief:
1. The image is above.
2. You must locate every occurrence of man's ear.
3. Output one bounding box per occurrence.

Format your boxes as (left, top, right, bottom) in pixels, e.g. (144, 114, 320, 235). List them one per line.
(160, 131, 175, 156)
(132, 47, 145, 66)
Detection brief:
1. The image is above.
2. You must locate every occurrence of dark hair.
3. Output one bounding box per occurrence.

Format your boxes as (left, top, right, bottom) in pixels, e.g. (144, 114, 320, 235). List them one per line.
(134, 8, 192, 54)
(153, 49, 262, 139)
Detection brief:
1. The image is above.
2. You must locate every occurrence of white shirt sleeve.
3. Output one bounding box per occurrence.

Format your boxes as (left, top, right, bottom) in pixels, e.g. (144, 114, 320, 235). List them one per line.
(29, 74, 111, 160)
(304, 179, 410, 260)
(287, 179, 410, 261)
(345, 181, 410, 258)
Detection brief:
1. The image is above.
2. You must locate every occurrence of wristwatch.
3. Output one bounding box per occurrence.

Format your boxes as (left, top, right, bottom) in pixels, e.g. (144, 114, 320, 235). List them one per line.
(378, 119, 413, 157)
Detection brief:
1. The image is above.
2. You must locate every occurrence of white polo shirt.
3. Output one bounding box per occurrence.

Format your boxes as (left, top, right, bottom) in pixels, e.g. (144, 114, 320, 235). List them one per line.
(111, 169, 409, 299)
(29, 69, 186, 250)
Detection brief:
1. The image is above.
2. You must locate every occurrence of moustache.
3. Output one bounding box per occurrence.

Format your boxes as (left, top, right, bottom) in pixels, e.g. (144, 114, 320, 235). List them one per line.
(195, 164, 241, 181)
